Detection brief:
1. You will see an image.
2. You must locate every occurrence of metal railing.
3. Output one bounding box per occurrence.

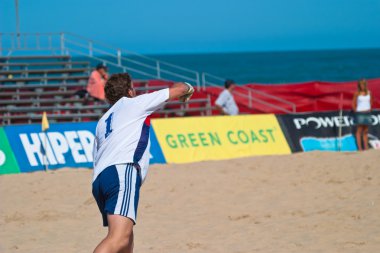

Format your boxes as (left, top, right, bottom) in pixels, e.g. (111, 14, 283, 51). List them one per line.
(201, 73, 296, 113)
(0, 32, 295, 113)
(0, 32, 201, 89)
(0, 33, 62, 54)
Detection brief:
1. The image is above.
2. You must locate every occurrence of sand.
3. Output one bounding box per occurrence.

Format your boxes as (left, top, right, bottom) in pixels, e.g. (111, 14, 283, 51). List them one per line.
(0, 150, 380, 253)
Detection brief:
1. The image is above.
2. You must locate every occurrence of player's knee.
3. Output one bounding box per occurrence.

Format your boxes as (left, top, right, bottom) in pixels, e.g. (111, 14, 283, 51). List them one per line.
(110, 229, 133, 250)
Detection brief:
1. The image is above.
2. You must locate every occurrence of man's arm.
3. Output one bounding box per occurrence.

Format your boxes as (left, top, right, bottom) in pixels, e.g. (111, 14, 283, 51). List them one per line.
(169, 82, 194, 101)
(215, 104, 227, 115)
(131, 82, 194, 115)
(215, 90, 228, 115)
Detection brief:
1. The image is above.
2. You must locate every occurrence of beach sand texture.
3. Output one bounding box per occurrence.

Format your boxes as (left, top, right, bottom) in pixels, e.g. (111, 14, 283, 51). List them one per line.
(0, 150, 379, 253)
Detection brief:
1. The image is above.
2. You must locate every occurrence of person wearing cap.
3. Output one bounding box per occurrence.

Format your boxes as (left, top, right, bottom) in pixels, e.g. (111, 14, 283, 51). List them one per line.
(215, 79, 239, 115)
(86, 63, 109, 101)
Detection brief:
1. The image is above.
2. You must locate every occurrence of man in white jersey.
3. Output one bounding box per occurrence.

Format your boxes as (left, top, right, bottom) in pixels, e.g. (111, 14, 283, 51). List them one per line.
(215, 79, 239, 115)
(92, 73, 194, 253)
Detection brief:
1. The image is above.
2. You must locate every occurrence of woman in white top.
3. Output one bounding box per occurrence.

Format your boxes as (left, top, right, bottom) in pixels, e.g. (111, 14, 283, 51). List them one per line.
(352, 79, 373, 151)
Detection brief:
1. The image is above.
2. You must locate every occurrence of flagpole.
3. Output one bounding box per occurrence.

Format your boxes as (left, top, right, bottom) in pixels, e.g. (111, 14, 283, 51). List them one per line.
(15, 0, 21, 48)
(41, 111, 50, 172)
(44, 129, 48, 172)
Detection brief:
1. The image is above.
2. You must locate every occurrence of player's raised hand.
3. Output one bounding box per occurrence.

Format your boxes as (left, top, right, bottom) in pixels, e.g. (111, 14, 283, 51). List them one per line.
(178, 82, 194, 102)
(169, 82, 194, 101)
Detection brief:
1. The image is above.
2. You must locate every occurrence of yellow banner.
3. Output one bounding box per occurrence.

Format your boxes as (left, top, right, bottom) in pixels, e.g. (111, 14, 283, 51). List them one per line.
(152, 115, 291, 163)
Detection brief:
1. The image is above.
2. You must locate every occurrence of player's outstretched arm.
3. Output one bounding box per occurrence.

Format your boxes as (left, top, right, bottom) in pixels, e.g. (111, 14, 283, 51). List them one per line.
(169, 82, 194, 102)
(215, 104, 227, 115)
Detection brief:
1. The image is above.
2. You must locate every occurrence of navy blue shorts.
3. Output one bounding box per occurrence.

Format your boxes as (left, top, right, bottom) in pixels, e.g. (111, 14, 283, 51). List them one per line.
(92, 163, 142, 226)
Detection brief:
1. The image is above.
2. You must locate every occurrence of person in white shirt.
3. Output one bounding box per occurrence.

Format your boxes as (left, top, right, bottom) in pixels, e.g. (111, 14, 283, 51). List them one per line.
(352, 79, 373, 151)
(215, 79, 239, 115)
(92, 73, 194, 253)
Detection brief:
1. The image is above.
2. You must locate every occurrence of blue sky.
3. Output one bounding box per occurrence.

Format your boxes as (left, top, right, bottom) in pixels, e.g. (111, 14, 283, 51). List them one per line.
(1, 0, 380, 54)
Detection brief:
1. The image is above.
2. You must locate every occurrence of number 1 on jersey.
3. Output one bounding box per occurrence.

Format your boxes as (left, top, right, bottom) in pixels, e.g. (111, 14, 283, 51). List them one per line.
(105, 113, 114, 138)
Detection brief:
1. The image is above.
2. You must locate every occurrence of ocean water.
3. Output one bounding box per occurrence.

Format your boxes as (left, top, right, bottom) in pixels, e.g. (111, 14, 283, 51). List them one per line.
(150, 48, 380, 84)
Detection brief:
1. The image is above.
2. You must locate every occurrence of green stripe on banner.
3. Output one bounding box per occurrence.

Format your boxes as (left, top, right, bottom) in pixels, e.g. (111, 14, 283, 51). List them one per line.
(0, 127, 20, 175)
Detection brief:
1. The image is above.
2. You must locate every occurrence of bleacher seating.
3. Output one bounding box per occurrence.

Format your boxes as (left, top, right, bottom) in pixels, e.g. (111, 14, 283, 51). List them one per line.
(0, 55, 213, 125)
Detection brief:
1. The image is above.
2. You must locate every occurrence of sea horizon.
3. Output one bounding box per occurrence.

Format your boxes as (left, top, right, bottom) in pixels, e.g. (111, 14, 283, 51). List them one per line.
(75, 47, 380, 85)
(148, 46, 380, 56)
(148, 48, 380, 84)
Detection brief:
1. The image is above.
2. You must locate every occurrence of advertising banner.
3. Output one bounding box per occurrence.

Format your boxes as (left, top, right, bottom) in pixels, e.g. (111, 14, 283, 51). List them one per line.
(151, 115, 291, 163)
(277, 110, 380, 152)
(149, 128, 167, 164)
(3, 122, 166, 173)
(0, 127, 20, 175)
(4, 122, 97, 172)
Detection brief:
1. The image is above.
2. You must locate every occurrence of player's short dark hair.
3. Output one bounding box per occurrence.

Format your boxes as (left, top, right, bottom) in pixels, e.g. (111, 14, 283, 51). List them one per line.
(224, 79, 235, 89)
(96, 63, 107, 71)
(105, 73, 133, 105)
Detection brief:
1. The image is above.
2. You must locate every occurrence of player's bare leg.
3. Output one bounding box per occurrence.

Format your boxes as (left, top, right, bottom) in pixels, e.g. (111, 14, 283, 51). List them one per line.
(94, 214, 134, 253)
(363, 126, 369, 150)
(356, 126, 363, 151)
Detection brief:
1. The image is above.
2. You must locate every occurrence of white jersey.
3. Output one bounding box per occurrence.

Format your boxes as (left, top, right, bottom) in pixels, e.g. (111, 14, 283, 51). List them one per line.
(215, 89, 239, 115)
(93, 88, 169, 183)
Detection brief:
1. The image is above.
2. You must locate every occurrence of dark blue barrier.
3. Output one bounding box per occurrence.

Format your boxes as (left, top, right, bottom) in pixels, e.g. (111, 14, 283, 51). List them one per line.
(276, 110, 380, 152)
(4, 122, 166, 173)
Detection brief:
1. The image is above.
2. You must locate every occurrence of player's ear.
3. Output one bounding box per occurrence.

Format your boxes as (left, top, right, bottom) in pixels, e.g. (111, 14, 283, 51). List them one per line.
(128, 88, 135, 98)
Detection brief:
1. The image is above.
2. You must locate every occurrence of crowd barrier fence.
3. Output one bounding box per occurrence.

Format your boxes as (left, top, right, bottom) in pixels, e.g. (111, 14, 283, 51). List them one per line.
(1, 111, 379, 175)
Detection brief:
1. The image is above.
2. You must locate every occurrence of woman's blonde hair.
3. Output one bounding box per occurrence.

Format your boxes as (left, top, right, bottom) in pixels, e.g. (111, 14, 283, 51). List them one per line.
(357, 79, 368, 94)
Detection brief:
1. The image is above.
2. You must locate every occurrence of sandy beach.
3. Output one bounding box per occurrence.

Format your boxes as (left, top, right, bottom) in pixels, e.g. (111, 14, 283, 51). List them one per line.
(1, 150, 379, 253)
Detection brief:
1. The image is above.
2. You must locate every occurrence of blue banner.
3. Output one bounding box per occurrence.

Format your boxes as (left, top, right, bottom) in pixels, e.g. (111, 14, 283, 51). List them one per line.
(300, 135, 357, 152)
(149, 125, 166, 164)
(5, 122, 97, 172)
(4, 122, 166, 173)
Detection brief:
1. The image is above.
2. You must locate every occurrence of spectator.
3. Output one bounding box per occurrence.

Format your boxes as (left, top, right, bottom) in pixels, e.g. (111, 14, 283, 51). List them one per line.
(352, 79, 373, 151)
(215, 79, 239, 115)
(86, 63, 109, 101)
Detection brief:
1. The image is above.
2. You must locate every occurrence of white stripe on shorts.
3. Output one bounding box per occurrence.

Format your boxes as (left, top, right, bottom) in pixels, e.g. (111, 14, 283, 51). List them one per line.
(114, 164, 139, 223)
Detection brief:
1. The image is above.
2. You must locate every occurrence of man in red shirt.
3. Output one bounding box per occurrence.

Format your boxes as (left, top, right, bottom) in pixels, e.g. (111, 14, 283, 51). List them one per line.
(87, 63, 109, 101)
